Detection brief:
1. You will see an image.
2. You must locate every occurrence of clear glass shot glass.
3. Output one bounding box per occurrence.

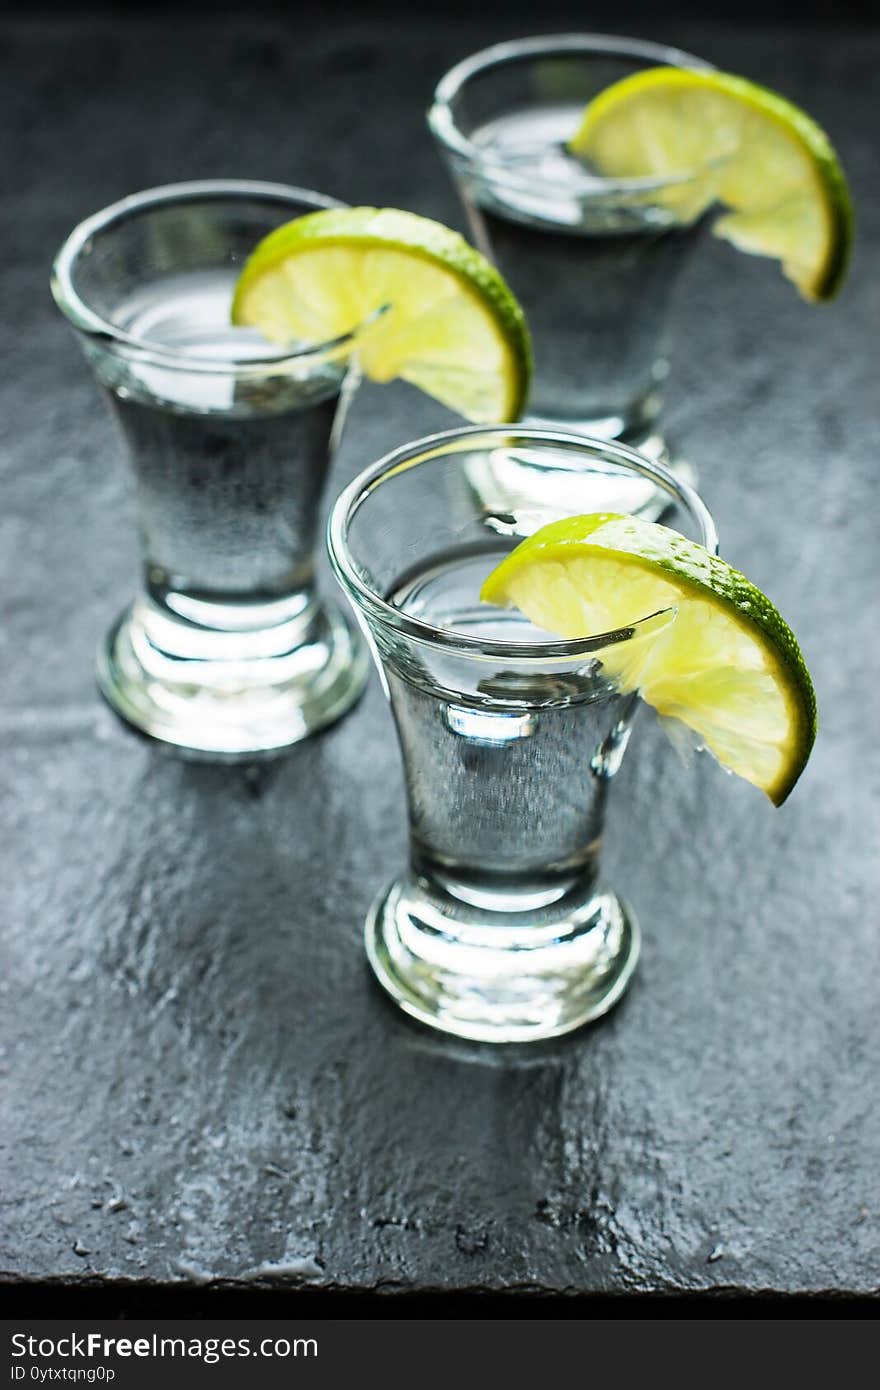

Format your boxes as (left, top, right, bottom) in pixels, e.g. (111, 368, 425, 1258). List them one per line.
(328, 425, 717, 1043)
(428, 34, 714, 509)
(52, 180, 369, 759)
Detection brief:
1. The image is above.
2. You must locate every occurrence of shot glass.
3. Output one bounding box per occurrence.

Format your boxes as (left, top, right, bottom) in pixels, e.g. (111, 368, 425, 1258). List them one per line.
(52, 180, 369, 758)
(328, 426, 717, 1043)
(428, 34, 714, 510)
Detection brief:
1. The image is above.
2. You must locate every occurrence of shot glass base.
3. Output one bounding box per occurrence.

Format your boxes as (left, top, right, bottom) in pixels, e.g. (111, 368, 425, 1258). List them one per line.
(466, 423, 695, 528)
(365, 876, 640, 1043)
(97, 595, 369, 760)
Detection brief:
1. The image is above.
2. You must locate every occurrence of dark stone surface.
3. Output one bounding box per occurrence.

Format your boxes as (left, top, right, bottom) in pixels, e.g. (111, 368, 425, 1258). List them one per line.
(1, 9, 878, 1306)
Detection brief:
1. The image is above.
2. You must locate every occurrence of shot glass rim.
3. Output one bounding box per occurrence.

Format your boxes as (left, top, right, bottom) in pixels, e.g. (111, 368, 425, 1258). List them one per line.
(427, 31, 714, 201)
(327, 424, 719, 662)
(50, 178, 359, 374)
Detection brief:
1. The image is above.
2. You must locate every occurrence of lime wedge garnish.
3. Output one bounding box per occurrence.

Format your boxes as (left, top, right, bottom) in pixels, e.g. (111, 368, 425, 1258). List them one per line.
(569, 67, 853, 301)
(480, 513, 817, 805)
(231, 207, 532, 422)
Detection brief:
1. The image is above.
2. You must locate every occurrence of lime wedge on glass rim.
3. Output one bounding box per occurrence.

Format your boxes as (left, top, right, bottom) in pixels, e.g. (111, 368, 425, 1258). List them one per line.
(480, 513, 817, 806)
(231, 207, 532, 422)
(569, 67, 853, 301)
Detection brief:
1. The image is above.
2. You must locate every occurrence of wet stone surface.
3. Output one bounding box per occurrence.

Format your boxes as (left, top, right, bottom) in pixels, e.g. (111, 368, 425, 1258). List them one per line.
(1, 11, 878, 1304)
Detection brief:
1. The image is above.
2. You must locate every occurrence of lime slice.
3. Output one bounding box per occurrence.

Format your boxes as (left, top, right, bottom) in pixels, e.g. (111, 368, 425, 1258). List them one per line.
(231, 207, 532, 422)
(480, 513, 817, 805)
(569, 67, 853, 301)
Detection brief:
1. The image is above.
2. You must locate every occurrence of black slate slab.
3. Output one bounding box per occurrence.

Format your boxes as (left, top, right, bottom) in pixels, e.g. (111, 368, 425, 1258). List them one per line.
(1, 8, 878, 1308)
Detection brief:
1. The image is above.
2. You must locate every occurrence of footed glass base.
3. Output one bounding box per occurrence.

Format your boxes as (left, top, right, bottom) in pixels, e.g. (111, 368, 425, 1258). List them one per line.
(365, 875, 640, 1043)
(466, 425, 696, 530)
(97, 592, 368, 759)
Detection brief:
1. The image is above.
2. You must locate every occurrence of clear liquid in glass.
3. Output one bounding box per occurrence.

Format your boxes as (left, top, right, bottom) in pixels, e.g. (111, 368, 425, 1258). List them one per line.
(98, 268, 345, 626)
(458, 105, 704, 441)
(387, 546, 636, 915)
